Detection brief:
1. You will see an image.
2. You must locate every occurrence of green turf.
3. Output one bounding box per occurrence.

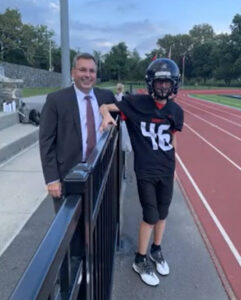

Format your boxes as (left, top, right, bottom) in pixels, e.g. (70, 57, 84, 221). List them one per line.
(190, 94, 241, 109)
(22, 87, 59, 97)
(181, 85, 237, 90)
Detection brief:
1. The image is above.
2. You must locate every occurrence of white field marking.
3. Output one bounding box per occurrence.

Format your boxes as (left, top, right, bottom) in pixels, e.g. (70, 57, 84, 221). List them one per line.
(179, 95, 241, 120)
(178, 94, 241, 118)
(184, 123, 241, 172)
(176, 153, 241, 268)
(187, 94, 241, 115)
(184, 108, 241, 142)
(179, 100, 241, 128)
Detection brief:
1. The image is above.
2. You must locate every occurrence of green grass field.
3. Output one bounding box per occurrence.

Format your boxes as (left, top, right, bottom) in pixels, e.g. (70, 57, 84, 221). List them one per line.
(22, 82, 117, 97)
(190, 94, 241, 109)
(22, 87, 60, 97)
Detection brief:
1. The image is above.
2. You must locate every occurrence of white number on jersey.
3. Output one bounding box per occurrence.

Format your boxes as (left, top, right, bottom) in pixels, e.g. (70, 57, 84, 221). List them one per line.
(140, 122, 173, 151)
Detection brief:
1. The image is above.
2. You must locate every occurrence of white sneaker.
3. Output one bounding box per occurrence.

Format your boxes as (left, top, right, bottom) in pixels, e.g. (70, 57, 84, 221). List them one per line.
(150, 248, 170, 276)
(132, 258, 160, 286)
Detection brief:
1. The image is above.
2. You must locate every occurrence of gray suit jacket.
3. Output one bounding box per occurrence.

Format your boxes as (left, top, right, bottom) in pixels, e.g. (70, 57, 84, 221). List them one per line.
(39, 85, 115, 184)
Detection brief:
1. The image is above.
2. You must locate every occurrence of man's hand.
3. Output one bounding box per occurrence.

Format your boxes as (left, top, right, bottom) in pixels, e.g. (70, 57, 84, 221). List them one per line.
(47, 182, 62, 198)
(99, 104, 119, 132)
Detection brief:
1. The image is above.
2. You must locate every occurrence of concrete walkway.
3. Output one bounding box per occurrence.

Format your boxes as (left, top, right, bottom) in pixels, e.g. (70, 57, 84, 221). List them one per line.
(111, 152, 229, 300)
(21, 94, 46, 112)
(0, 142, 47, 256)
(0, 95, 47, 256)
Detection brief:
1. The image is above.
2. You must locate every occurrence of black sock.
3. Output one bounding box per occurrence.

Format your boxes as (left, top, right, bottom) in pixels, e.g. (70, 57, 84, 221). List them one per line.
(135, 252, 146, 263)
(151, 243, 161, 252)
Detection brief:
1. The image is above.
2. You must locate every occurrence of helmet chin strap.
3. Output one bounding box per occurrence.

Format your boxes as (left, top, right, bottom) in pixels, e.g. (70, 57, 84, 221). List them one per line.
(153, 87, 172, 100)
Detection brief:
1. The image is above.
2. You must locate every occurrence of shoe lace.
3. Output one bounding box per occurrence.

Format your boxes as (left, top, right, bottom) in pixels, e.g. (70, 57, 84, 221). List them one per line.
(153, 249, 165, 264)
(141, 258, 153, 274)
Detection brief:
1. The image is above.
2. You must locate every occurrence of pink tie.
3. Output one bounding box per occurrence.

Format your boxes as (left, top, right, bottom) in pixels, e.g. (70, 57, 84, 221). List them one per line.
(85, 95, 97, 159)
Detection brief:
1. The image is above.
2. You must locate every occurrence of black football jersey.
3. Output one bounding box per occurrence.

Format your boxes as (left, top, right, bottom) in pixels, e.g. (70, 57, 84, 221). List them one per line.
(115, 94, 184, 179)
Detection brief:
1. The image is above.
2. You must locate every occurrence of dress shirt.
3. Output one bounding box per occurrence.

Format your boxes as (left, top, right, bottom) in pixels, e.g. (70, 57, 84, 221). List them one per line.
(115, 92, 123, 102)
(74, 85, 103, 161)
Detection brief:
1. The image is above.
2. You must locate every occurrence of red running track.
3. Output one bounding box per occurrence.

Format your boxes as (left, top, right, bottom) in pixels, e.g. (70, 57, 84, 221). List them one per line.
(136, 88, 241, 298)
(176, 90, 241, 299)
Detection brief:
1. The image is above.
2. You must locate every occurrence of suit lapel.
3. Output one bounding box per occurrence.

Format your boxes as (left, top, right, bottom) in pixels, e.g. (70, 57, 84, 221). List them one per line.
(68, 86, 82, 141)
(94, 87, 103, 107)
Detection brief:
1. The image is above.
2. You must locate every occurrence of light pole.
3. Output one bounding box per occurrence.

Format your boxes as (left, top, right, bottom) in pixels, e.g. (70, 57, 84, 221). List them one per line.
(0, 41, 3, 61)
(182, 55, 185, 87)
(49, 40, 53, 71)
(60, 0, 71, 87)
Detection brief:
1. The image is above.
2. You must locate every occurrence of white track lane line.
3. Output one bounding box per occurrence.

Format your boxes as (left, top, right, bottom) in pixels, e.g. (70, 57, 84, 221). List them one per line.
(176, 153, 241, 268)
(179, 94, 241, 119)
(184, 108, 241, 142)
(184, 123, 241, 172)
(179, 100, 241, 127)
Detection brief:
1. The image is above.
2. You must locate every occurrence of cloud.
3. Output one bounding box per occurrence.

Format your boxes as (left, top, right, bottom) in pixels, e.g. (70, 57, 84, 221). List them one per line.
(69, 17, 167, 57)
(116, 3, 138, 13)
(49, 2, 60, 13)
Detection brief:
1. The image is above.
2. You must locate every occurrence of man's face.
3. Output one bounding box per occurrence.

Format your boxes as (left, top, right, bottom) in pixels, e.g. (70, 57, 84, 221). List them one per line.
(153, 79, 173, 99)
(72, 58, 97, 93)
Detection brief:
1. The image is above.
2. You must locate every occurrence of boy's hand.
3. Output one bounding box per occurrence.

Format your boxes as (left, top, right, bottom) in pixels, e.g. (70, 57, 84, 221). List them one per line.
(100, 114, 117, 132)
(99, 104, 117, 132)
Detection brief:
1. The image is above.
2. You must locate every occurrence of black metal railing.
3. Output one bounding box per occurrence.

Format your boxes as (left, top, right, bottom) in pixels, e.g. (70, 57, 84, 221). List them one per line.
(10, 120, 124, 300)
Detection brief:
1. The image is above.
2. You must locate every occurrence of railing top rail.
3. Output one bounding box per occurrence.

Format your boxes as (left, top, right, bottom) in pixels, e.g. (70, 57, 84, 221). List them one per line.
(10, 195, 82, 300)
(64, 119, 118, 187)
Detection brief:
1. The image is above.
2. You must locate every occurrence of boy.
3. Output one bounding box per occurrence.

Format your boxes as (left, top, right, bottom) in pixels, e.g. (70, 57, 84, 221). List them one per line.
(100, 58, 184, 286)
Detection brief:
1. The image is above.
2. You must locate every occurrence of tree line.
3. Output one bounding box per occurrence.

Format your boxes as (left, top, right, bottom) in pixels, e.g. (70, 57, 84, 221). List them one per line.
(1, 8, 241, 86)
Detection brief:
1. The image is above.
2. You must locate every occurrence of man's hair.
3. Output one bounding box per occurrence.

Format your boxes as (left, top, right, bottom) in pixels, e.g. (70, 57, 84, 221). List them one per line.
(72, 52, 96, 68)
(116, 83, 124, 91)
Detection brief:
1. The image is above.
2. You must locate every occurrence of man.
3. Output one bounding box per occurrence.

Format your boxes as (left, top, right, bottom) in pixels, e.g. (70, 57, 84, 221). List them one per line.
(39, 53, 115, 211)
(115, 83, 125, 101)
(99, 58, 184, 286)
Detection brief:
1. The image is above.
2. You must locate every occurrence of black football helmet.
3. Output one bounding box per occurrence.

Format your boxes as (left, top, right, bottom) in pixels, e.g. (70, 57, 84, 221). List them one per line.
(145, 58, 180, 100)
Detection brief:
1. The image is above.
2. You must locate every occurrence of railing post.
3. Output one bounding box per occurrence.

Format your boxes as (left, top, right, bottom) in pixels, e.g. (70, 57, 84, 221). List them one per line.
(81, 172, 94, 300)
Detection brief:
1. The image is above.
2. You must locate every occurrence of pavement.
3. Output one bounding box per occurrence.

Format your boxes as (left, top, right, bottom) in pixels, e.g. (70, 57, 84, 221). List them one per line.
(0, 95, 55, 300)
(111, 152, 229, 300)
(0, 95, 47, 257)
(21, 94, 46, 112)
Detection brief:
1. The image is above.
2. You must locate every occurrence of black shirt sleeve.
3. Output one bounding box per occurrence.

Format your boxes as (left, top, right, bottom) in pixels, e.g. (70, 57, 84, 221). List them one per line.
(114, 96, 131, 117)
(174, 105, 184, 131)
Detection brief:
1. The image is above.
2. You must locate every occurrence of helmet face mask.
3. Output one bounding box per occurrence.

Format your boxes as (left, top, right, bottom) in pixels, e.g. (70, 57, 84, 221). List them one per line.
(145, 58, 180, 100)
(153, 78, 174, 100)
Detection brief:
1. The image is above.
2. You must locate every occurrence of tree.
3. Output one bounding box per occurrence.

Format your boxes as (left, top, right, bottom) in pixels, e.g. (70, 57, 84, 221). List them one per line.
(189, 24, 215, 45)
(157, 34, 193, 78)
(0, 9, 57, 69)
(213, 34, 238, 85)
(230, 14, 241, 67)
(93, 50, 103, 79)
(0, 9, 23, 62)
(192, 42, 215, 83)
(52, 47, 62, 72)
(103, 42, 129, 81)
(126, 49, 142, 80)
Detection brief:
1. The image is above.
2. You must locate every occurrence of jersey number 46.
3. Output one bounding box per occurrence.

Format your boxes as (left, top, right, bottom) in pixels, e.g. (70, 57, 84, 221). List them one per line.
(141, 122, 173, 151)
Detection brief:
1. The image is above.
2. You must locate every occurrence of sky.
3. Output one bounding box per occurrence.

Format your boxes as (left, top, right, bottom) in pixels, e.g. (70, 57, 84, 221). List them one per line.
(1, 0, 241, 57)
